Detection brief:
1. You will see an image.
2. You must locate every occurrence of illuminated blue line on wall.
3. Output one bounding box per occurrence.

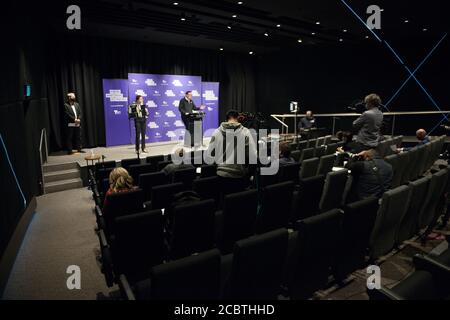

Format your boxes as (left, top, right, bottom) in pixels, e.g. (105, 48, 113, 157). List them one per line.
(0, 133, 27, 209)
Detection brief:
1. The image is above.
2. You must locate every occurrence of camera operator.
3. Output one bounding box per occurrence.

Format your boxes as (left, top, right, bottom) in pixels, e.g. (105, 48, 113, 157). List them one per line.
(342, 148, 393, 202)
(352, 94, 384, 152)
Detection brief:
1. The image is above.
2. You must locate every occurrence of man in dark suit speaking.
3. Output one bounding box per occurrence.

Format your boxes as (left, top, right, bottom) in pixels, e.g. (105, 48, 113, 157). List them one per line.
(178, 91, 200, 128)
(64, 92, 82, 154)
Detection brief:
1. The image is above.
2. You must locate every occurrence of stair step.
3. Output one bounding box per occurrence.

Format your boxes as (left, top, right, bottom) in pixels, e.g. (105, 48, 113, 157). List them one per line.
(44, 169, 80, 183)
(44, 178, 83, 194)
(43, 162, 78, 173)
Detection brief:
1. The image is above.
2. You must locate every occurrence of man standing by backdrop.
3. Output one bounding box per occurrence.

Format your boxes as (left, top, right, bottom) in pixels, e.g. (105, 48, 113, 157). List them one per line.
(178, 91, 204, 146)
(64, 92, 82, 155)
(178, 91, 200, 128)
(128, 95, 149, 154)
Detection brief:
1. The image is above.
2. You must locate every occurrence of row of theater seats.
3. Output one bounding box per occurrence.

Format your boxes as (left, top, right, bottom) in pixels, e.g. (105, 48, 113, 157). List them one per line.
(385, 136, 446, 188)
(89, 136, 449, 299)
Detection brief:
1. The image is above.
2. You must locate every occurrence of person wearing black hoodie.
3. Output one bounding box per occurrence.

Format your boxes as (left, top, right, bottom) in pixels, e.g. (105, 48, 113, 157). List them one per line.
(206, 110, 257, 195)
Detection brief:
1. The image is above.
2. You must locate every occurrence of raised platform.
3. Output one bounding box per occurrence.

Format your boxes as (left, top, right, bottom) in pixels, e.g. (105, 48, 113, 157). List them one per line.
(47, 138, 212, 168)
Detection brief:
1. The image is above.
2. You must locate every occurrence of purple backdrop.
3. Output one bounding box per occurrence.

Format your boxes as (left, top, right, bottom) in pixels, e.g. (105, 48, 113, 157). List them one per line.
(103, 75, 219, 146)
(102, 79, 130, 146)
(201, 82, 220, 137)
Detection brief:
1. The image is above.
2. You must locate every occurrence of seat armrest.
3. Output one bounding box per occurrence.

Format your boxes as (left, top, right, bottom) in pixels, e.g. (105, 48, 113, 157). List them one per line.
(99, 229, 109, 248)
(118, 274, 136, 300)
(413, 254, 450, 279)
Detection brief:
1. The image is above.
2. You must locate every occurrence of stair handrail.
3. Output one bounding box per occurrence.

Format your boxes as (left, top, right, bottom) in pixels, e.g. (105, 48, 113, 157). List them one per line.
(39, 128, 48, 194)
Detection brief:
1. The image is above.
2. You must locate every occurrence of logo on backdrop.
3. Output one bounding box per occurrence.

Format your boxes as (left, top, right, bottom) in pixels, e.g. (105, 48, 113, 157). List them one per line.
(203, 90, 218, 101)
(145, 79, 157, 86)
(105, 89, 128, 102)
(135, 89, 147, 97)
(172, 80, 183, 87)
(165, 90, 176, 97)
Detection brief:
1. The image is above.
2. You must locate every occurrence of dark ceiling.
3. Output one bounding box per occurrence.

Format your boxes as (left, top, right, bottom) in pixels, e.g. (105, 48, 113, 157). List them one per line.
(45, 0, 449, 53)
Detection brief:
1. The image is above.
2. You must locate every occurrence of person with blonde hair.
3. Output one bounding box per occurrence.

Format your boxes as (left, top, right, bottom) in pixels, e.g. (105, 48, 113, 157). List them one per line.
(103, 167, 136, 211)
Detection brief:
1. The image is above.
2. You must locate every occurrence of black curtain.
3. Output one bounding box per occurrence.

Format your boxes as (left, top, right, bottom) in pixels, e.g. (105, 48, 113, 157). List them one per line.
(45, 35, 257, 151)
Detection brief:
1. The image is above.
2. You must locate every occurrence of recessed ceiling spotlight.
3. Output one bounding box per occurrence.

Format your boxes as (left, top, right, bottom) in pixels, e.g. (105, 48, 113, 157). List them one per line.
(249, 51, 254, 55)
(227, 24, 232, 29)
(423, 28, 428, 31)
(232, 14, 237, 18)
(180, 17, 186, 21)
(365, 35, 369, 39)
(173, 2, 179, 5)
(380, 8, 384, 12)
(219, 47, 224, 51)
(297, 39, 303, 43)
(339, 38, 343, 42)
(264, 32, 269, 37)
(315, 21, 320, 25)
(343, 29, 348, 32)
(237, 1, 243, 4)
(311, 32, 316, 35)
(404, 19, 409, 23)
(276, 24, 281, 28)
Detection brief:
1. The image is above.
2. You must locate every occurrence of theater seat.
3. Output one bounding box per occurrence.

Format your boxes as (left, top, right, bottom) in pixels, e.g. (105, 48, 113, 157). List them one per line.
(319, 169, 348, 212)
(134, 249, 221, 300)
(216, 189, 258, 253)
(278, 163, 301, 185)
(316, 154, 336, 176)
(200, 164, 217, 178)
(172, 167, 196, 188)
(256, 181, 294, 234)
(384, 154, 401, 188)
(146, 154, 165, 166)
(192, 176, 221, 205)
(150, 182, 184, 210)
(121, 158, 141, 170)
(128, 163, 156, 182)
(299, 157, 319, 179)
(299, 148, 315, 162)
(418, 168, 449, 232)
(396, 176, 430, 244)
(168, 199, 216, 259)
(334, 197, 379, 281)
(369, 185, 411, 260)
(291, 175, 325, 222)
(288, 209, 343, 299)
(291, 150, 302, 162)
(138, 172, 169, 201)
(223, 229, 288, 299)
(103, 189, 145, 235)
(109, 210, 165, 285)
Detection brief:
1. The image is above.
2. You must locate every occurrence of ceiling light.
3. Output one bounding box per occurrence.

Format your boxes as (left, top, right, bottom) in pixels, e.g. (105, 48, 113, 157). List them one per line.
(249, 51, 254, 55)
(232, 14, 237, 18)
(264, 32, 269, 37)
(404, 19, 409, 23)
(423, 28, 428, 31)
(343, 29, 347, 32)
(315, 21, 320, 25)
(339, 38, 343, 42)
(365, 35, 369, 39)
(311, 32, 316, 35)
(297, 39, 303, 43)
(227, 24, 232, 29)
(219, 48, 224, 51)
(237, 1, 243, 4)
(276, 24, 281, 28)
(173, 2, 179, 5)
(180, 17, 186, 21)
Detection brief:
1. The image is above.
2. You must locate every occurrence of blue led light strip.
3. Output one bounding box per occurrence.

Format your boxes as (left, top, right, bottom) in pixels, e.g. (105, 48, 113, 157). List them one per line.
(0, 133, 27, 209)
